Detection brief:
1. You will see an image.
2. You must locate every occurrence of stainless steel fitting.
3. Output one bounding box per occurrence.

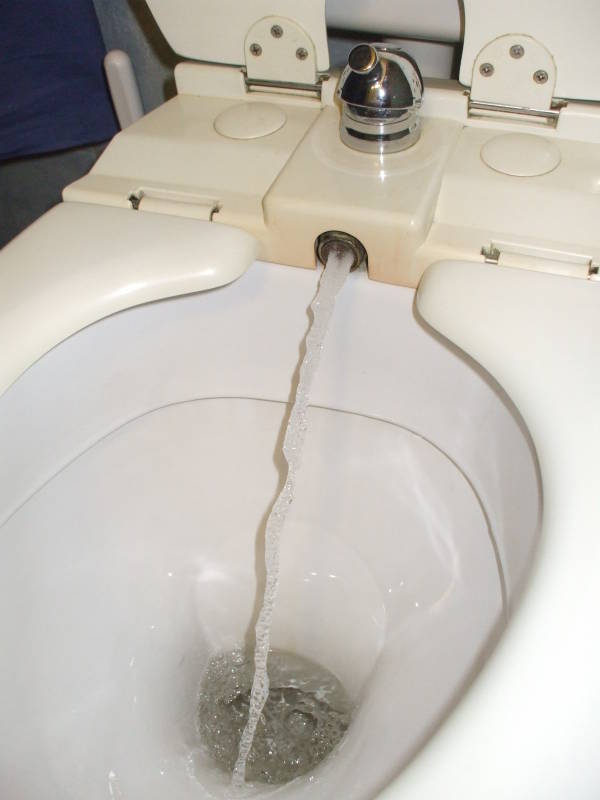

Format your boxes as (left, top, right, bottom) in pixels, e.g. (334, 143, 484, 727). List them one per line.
(337, 44, 424, 155)
(315, 231, 367, 272)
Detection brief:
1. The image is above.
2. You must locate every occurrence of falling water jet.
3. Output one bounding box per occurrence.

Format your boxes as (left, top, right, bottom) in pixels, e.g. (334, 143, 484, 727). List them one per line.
(228, 234, 365, 788)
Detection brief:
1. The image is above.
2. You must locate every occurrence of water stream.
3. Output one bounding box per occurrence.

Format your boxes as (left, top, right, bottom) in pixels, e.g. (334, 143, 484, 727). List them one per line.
(229, 248, 354, 787)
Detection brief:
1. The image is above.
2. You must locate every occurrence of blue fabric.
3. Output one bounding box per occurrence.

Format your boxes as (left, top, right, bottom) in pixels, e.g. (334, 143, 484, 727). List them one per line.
(0, 1, 118, 161)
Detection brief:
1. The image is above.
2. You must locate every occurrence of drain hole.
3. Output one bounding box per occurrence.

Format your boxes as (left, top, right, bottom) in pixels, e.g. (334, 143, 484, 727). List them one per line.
(197, 647, 354, 784)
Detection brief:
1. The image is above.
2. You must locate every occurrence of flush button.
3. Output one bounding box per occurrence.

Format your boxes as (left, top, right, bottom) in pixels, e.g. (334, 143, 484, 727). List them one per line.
(480, 133, 561, 177)
(214, 102, 286, 140)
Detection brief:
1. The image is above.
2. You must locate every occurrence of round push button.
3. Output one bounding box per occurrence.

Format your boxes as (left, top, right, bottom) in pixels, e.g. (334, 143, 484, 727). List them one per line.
(214, 102, 286, 140)
(480, 133, 561, 177)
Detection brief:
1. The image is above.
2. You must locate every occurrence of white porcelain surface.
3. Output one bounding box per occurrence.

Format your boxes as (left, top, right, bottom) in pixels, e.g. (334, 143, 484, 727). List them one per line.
(0, 262, 540, 798)
(0, 398, 497, 799)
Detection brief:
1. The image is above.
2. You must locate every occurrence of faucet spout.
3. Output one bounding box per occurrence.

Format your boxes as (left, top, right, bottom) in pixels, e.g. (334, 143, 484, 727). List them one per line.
(315, 231, 367, 272)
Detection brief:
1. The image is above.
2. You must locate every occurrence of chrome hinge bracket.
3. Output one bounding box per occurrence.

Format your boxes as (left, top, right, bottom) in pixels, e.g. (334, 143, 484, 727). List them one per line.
(244, 16, 320, 91)
(469, 34, 563, 126)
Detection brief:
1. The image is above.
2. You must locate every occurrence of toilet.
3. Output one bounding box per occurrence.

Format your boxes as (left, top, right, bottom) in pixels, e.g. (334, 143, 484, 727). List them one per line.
(1, 1, 599, 798)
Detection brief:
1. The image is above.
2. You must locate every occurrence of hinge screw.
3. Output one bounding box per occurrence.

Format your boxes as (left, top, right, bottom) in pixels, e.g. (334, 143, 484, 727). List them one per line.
(510, 44, 524, 59)
(296, 47, 309, 61)
(270, 25, 283, 38)
(479, 62, 494, 77)
(249, 43, 262, 57)
(533, 69, 548, 84)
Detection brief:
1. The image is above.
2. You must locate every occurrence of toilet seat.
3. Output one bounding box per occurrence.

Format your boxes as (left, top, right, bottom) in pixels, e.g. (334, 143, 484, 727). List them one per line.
(0, 202, 257, 395)
(411, 260, 600, 798)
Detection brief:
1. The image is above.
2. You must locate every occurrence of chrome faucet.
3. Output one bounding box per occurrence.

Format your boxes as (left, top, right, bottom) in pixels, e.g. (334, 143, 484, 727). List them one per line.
(337, 44, 424, 155)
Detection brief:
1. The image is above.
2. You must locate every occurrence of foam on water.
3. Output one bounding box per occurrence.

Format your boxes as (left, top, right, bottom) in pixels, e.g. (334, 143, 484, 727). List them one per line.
(229, 251, 354, 787)
(198, 648, 353, 785)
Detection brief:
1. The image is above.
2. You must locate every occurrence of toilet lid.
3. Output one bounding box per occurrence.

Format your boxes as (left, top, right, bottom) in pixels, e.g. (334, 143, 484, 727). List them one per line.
(0, 202, 257, 396)
(144, 0, 329, 71)
(460, 0, 600, 102)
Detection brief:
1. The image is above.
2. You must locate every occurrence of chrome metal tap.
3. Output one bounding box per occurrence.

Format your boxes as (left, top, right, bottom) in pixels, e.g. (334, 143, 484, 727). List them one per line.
(337, 44, 424, 154)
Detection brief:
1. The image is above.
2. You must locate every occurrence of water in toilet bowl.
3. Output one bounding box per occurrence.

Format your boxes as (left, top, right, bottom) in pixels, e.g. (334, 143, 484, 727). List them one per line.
(198, 648, 353, 784)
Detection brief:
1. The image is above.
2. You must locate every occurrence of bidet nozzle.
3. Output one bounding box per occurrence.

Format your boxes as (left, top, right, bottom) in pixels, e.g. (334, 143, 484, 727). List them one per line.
(337, 44, 424, 154)
(316, 231, 367, 272)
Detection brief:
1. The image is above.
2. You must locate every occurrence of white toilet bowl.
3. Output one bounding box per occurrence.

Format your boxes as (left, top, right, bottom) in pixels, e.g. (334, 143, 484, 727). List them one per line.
(0, 260, 540, 798)
(3, 0, 600, 795)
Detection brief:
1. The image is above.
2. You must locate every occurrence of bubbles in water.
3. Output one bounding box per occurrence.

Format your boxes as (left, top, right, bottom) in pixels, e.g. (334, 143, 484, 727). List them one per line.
(197, 648, 353, 785)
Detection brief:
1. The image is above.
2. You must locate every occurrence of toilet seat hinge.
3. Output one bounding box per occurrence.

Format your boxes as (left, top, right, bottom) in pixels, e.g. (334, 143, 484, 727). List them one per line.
(244, 15, 323, 96)
(469, 35, 564, 126)
(243, 73, 325, 98)
(482, 241, 600, 280)
(128, 189, 220, 221)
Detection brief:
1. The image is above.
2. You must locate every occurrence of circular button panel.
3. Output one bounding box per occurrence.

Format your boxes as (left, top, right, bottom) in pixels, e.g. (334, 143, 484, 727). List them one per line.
(480, 133, 561, 177)
(214, 102, 286, 140)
